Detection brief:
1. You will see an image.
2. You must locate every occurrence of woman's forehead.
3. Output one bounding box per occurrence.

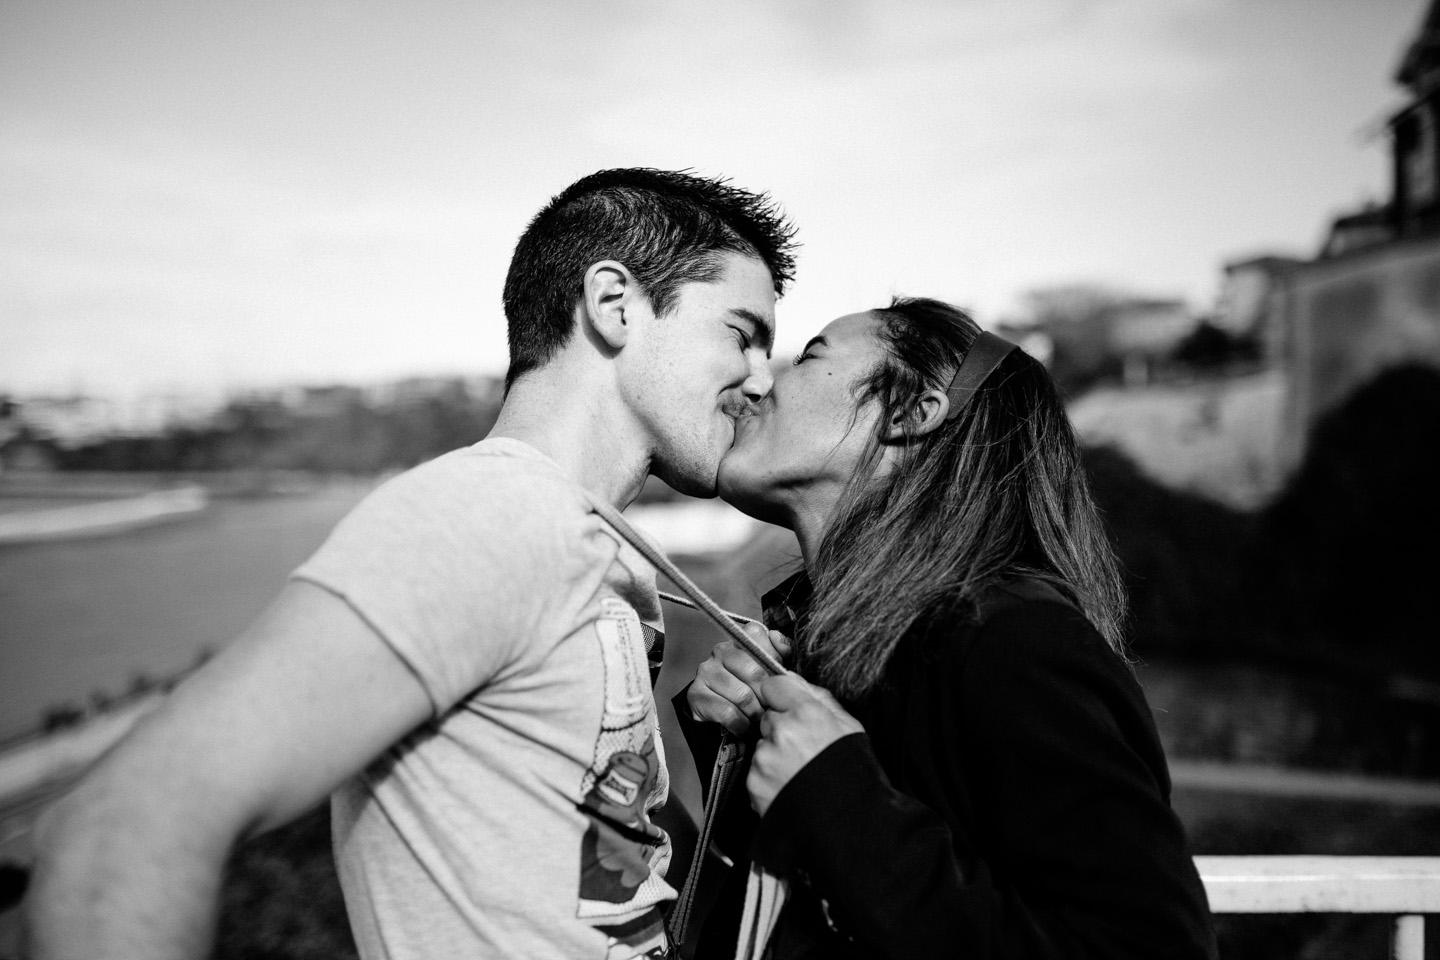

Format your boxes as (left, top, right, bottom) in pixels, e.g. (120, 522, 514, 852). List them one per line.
(819, 311, 884, 345)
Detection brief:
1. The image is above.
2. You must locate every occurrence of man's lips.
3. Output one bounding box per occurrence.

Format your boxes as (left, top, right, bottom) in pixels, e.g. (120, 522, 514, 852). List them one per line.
(723, 397, 768, 443)
(732, 397, 766, 418)
(720, 405, 760, 448)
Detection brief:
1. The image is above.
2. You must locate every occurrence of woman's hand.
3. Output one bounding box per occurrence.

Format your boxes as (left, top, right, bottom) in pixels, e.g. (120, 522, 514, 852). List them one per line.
(687, 623, 792, 735)
(747, 673, 864, 817)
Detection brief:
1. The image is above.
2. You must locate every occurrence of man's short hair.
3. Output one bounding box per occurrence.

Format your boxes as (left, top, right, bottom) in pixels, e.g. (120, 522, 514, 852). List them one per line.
(502, 168, 798, 390)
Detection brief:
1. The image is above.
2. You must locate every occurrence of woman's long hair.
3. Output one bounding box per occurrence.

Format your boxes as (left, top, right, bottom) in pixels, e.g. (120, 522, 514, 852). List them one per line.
(800, 297, 1128, 698)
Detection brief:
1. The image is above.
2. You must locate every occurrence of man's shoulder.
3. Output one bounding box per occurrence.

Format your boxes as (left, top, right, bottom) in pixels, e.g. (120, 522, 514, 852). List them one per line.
(303, 437, 609, 587)
(404, 437, 577, 490)
(369, 438, 592, 529)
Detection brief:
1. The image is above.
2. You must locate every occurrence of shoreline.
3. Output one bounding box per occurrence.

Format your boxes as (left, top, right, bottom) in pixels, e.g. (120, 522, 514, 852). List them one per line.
(0, 486, 208, 545)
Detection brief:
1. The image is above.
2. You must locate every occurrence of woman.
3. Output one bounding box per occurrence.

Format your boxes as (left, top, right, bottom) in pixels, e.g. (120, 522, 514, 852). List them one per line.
(676, 297, 1217, 959)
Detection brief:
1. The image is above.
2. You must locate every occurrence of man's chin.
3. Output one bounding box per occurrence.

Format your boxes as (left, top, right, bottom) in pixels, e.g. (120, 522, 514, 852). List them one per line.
(651, 459, 720, 500)
(650, 427, 747, 500)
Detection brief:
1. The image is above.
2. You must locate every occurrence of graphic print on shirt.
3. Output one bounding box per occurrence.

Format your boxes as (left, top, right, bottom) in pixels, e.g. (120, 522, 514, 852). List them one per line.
(577, 597, 673, 958)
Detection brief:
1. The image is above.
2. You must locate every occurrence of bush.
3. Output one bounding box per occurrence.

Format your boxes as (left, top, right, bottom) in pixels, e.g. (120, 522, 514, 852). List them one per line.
(1081, 444, 1256, 659)
(215, 805, 356, 960)
(1245, 363, 1440, 679)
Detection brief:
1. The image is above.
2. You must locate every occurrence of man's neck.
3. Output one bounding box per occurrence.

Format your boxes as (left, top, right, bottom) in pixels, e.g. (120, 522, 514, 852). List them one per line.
(488, 368, 653, 510)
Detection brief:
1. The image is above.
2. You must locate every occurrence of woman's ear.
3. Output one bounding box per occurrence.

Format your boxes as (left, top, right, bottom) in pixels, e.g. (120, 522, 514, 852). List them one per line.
(582, 260, 632, 350)
(882, 389, 950, 443)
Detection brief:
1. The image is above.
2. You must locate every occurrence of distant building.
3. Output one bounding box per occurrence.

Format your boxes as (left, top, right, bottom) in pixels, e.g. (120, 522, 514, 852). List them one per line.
(1269, 0, 1440, 469)
(1321, 205, 1395, 259)
(1315, 0, 1440, 256)
(1215, 255, 1305, 364)
(366, 375, 502, 408)
(1003, 290, 1199, 390)
(282, 384, 367, 419)
(1392, 0, 1440, 241)
(1067, 3, 1440, 505)
(1, 395, 119, 449)
(1280, 237, 1440, 467)
(1106, 299, 1196, 386)
(1068, 371, 1288, 510)
(0, 391, 224, 448)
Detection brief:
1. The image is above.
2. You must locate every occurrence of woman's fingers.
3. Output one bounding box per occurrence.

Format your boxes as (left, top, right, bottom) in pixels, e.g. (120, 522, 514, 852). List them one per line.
(767, 629, 793, 661)
(698, 654, 762, 709)
(754, 672, 812, 711)
(802, 682, 855, 722)
(734, 622, 789, 675)
(746, 683, 862, 818)
(689, 656, 760, 734)
(685, 624, 796, 733)
(688, 691, 752, 735)
(757, 674, 861, 728)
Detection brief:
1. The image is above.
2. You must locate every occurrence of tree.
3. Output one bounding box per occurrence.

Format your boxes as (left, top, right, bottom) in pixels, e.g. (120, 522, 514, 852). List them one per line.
(1015, 284, 1136, 395)
(1246, 363, 1440, 679)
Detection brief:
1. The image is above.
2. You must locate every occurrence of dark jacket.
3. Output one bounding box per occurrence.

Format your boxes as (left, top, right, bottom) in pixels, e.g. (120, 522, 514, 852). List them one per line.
(676, 573, 1217, 960)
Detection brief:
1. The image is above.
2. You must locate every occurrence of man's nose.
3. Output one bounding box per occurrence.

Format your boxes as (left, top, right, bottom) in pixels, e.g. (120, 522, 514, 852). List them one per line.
(742, 356, 774, 403)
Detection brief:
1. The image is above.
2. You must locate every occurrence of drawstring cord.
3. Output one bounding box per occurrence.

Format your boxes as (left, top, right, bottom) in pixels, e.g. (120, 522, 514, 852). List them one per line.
(590, 501, 793, 958)
(590, 499, 786, 677)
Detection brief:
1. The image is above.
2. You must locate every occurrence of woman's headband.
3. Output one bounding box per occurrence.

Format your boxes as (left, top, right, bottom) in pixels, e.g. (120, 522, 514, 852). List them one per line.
(943, 331, 1019, 421)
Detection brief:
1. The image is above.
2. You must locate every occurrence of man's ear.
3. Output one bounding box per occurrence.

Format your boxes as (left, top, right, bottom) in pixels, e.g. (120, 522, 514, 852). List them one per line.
(881, 389, 950, 443)
(582, 261, 633, 351)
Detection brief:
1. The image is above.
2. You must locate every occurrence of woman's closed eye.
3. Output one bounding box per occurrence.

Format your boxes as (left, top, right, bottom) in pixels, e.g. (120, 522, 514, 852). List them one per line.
(793, 335, 826, 366)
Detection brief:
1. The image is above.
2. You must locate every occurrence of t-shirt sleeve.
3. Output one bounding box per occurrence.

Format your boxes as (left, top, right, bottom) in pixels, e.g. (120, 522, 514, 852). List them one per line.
(291, 450, 617, 717)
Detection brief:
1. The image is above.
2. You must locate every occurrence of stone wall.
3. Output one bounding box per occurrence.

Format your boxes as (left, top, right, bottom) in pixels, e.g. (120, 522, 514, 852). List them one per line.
(1284, 235, 1440, 470)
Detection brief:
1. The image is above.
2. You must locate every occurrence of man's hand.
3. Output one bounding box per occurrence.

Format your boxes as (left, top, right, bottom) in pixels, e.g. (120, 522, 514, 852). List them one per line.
(687, 622, 792, 735)
(747, 673, 863, 817)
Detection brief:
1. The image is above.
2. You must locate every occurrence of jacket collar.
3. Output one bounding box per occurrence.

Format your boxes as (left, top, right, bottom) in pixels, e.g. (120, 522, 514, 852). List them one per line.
(761, 569, 814, 638)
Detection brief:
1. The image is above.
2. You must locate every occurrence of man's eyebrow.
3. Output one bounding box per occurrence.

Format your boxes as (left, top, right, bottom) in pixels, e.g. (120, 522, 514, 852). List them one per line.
(729, 308, 775, 353)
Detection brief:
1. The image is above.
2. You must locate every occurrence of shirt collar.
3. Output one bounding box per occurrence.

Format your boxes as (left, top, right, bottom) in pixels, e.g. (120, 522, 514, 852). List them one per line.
(761, 569, 814, 638)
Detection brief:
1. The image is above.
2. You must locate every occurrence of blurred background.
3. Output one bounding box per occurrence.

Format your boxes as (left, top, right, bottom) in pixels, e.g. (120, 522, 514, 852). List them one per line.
(4, 1, 1440, 957)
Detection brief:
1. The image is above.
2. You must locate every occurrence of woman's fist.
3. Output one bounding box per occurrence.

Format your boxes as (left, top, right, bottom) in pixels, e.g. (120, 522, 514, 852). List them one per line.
(687, 623, 792, 735)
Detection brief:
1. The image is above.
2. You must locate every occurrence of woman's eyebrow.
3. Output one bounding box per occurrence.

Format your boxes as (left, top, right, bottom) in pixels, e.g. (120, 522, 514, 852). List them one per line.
(801, 335, 829, 353)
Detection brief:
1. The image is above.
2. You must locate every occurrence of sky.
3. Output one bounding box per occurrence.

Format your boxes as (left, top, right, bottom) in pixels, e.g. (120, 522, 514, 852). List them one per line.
(1, 0, 1430, 401)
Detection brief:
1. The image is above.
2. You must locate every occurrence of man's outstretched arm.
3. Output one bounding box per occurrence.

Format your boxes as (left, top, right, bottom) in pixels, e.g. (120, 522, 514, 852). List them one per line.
(24, 579, 433, 960)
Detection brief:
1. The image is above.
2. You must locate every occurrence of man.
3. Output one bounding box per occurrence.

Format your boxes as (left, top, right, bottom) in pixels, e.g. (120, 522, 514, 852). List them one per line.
(26, 167, 797, 960)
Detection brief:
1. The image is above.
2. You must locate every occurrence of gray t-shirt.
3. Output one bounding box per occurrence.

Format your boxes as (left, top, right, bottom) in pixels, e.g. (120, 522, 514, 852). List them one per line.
(292, 438, 674, 959)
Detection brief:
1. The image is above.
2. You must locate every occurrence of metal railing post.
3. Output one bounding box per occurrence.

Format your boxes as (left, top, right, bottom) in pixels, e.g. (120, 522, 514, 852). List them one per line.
(1197, 856, 1440, 959)
(1393, 914, 1424, 960)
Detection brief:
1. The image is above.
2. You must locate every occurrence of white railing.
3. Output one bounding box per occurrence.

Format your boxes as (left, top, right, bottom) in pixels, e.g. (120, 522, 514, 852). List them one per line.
(1198, 856, 1440, 960)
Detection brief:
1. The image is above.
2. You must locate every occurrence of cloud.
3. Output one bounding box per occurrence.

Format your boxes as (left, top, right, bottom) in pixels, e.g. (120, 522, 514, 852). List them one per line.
(0, 0, 1411, 394)
(0, 125, 503, 396)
